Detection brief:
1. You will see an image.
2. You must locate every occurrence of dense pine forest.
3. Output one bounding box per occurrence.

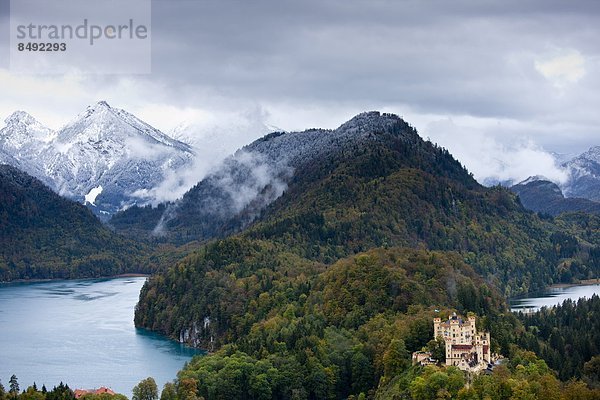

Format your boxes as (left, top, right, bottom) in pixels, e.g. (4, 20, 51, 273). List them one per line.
(0, 165, 197, 281)
(515, 295, 600, 382)
(0, 165, 148, 280)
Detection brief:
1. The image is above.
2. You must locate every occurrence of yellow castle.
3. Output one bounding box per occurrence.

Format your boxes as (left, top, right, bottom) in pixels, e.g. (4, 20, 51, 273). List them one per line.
(433, 312, 491, 371)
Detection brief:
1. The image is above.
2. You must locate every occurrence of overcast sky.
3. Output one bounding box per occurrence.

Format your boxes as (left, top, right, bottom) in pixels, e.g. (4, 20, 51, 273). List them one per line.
(1, 0, 600, 184)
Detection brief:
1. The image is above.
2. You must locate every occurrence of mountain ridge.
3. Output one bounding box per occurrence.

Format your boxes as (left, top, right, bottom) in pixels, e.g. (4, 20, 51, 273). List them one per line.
(111, 112, 432, 242)
(0, 101, 194, 218)
(0, 164, 154, 281)
(511, 177, 600, 216)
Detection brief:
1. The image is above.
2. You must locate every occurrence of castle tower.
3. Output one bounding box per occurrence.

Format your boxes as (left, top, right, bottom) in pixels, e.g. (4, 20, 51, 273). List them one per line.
(433, 317, 442, 338)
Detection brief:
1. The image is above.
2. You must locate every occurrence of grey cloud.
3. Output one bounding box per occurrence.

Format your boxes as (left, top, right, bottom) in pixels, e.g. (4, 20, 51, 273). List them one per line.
(3, 0, 600, 186)
(141, 0, 600, 118)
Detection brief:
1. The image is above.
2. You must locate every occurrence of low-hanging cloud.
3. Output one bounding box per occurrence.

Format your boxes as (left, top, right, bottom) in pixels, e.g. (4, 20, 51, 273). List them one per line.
(215, 150, 292, 214)
(424, 118, 569, 186)
(149, 149, 293, 237)
(131, 106, 275, 204)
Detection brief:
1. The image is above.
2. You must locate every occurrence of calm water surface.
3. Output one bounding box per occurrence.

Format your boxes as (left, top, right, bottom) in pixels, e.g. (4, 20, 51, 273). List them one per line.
(0, 277, 201, 397)
(510, 283, 600, 313)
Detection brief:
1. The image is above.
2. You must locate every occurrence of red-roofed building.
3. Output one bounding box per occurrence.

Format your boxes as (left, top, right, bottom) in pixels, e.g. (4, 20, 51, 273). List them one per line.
(94, 388, 115, 395)
(74, 387, 116, 399)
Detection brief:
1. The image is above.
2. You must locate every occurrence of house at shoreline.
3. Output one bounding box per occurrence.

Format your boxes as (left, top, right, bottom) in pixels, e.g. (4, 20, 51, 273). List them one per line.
(74, 387, 116, 399)
(413, 312, 493, 373)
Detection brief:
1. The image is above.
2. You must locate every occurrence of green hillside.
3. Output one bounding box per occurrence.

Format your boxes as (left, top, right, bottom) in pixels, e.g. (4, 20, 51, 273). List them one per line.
(133, 113, 600, 398)
(0, 164, 153, 280)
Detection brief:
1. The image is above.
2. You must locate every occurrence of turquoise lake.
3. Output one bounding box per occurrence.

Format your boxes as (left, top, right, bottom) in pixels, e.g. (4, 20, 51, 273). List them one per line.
(0, 277, 201, 398)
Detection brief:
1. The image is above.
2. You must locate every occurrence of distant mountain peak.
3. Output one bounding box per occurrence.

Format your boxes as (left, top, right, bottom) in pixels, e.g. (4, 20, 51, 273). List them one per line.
(5, 110, 40, 127)
(1, 110, 55, 146)
(559, 145, 600, 202)
(0, 102, 195, 218)
(577, 146, 600, 162)
(516, 175, 552, 186)
(58, 102, 193, 152)
(95, 100, 111, 108)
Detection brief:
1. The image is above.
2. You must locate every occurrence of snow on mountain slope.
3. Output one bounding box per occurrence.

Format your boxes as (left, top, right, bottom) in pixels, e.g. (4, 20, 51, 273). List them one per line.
(518, 175, 551, 186)
(562, 146, 600, 201)
(1, 111, 56, 149)
(46, 101, 195, 214)
(0, 147, 19, 168)
(564, 146, 600, 179)
(111, 111, 421, 241)
(497, 149, 600, 205)
(0, 101, 195, 218)
(241, 111, 411, 168)
(0, 111, 56, 187)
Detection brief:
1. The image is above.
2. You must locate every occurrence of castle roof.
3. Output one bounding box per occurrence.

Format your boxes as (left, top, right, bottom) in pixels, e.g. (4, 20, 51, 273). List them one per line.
(451, 344, 474, 350)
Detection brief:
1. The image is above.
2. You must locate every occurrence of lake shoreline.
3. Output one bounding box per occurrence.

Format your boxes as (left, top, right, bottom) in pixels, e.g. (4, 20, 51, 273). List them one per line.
(548, 278, 600, 289)
(0, 272, 151, 285)
(510, 281, 600, 314)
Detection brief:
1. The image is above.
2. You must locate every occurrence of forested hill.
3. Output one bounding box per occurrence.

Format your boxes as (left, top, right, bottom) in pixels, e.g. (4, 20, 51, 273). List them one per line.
(131, 112, 600, 398)
(134, 112, 600, 343)
(0, 164, 152, 280)
(111, 112, 465, 243)
(239, 114, 599, 295)
(122, 112, 599, 294)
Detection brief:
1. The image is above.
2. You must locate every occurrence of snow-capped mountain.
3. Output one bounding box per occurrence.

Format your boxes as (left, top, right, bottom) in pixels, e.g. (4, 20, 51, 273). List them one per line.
(510, 147, 600, 215)
(0, 101, 194, 218)
(562, 146, 600, 201)
(0, 111, 58, 188)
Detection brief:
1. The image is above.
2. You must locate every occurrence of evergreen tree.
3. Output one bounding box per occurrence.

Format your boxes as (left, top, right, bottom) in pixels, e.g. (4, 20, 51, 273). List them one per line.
(8, 376, 18, 398)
